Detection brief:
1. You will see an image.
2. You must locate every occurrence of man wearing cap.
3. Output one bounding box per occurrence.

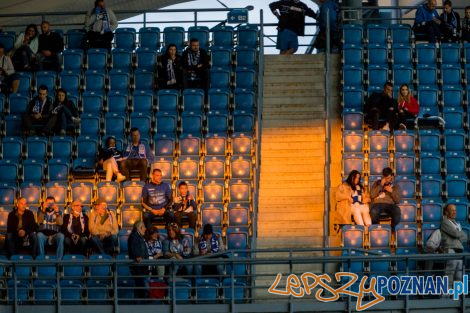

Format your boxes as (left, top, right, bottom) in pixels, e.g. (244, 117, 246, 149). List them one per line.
(194, 224, 225, 277)
(61, 200, 89, 255)
(89, 198, 119, 254)
(142, 168, 174, 229)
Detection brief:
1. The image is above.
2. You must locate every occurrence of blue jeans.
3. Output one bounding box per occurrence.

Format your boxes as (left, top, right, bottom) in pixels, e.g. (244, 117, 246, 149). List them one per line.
(90, 234, 119, 255)
(370, 203, 401, 229)
(6, 232, 37, 257)
(143, 210, 175, 229)
(38, 232, 65, 259)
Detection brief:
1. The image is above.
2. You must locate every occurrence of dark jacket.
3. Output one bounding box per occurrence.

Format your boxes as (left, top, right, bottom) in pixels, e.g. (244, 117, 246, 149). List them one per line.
(270, 0, 317, 36)
(182, 48, 210, 77)
(98, 146, 123, 162)
(26, 95, 53, 119)
(128, 229, 149, 275)
(61, 213, 90, 238)
(365, 92, 397, 118)
(7, 209, 37, 235)
(158, 54, 183, 89)
(38, 31, 64, 56)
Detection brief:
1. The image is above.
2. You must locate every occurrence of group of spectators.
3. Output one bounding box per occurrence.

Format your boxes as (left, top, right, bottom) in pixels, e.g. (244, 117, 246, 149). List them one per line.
(414, 0, 470, 43)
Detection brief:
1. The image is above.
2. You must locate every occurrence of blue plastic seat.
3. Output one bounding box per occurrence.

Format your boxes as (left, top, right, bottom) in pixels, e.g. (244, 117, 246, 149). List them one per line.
(441, 64, 461, 86)
(212, 25, 234, 48)
(343, 44, 363, 65)
(202, 180, 224, 203)
(82, 91, 103, 113)
(111, 48, 132, 70)
(368, 249, 392, 279)
(227, 203, 249, 227)
(169, 278, 191, 302)
(120, 206, 142, 228)
(444, 129, 465, 152)
(132, 90, 153, 112)
(136, 47, 157, 69)
(367, 65, 388, 90)
(391, 43, 412, 65)
(62, 49, 84, 70)
(200, 203, 223, 228)
(398, 200, 417, 223)
(445, 151, 466, 175)
(60, 280, 82, 303)
(62, 254, 86, 279)
(195, 278, 219, 303)
(222, 278, 246, 302)
(342, 130, 363, 153)
(342, 65, 363, 87)
(2, 136, 23, 162)
(0, 183, 16, 208)
(417, 64, 437, 86)
(183, 88, 204, 112)
(109, 69, 130, 91)
(440, 43, 460, 65)
(4, 115, 23, 137)
(419, 151, 441, 175)
(342, 108, 363, 130)
(342, 152, 364, 176)
(153, 133, 176, 157)
(210, 46, 232, 68)
(35, 71, 57, 93)
(367, 24, 388, 45)
(237, 24, 258, 47)
(210, 67, 231, 89)
(420, 175, 443, 199)
(442, 85, 463, 108)
(368, 130, 389, 152)
(390, 24, 411, 44)
(416, 43, 437, 64)
(75, 135, 98, 160)
(0, 160, 18, 184)
(97, 181, 120, 206)
(0, 32, 15, 52)
(9, 93, 29, 115)
(230, 156, 252, 179)
(59, 70, 81, 93)
(134, 68, 154, 91)
(443, 107, 464, 129)
(395, 175, 416, 199)
(118, 229, 132, 254)
(209, 88, 230, 112)
(66, 29, 86, 49)
(20, 182, 42, 207)
(229, 179, 250, 203)
(87, 280, 110, 302)
(79, 113, 100, 137)
(233, 88, 255, 112)
(181, 111, 203, 135)
(86, 48, 108, 70)
(418, 129, 440, 152)
(151, 157, 173, 180)
(203, 156, 226, 180)
(369, 224, 391, 248)
(179, 134, 201, 156)
(188, 26, 209, 50)
(205, 133, 227, 156)
(393, 130, 415, 152)
(163, 26, 185, 51)
(178, 156, 200, 180)
(104, 113, 126, 138)
(343, 24, 363, 45)
(422, 199, 443, 223)
(394, 152, 415, 176)
(207, 111, 228, 134)
(107, 90, 128, 113)
(368, 152, 389, 176)
(446, 175, 467, 198)
(392, 64, 413, 86)
(157, 89, 179, 113)
(233, 110, 254, 133)
(342, 225, 364, 248)
(139, 27, 160, 50)
(115, 28, 136, 50)
(84, 69, 105, 92)
(395, 223, 417, 248)
(155, 112, 177, 135)
(226, 227, 249, 250)
(367, 44, 388, 65)
(342, 86, 363, 109)
(47, 159, 70, 181)
(22, 159, 44, 183)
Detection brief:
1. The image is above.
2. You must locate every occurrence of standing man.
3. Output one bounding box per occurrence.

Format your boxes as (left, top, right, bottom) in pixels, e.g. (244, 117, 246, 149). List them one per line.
(37, 21, 64, 71)
(142, 168, 174, 229)
(128, 221, 149, 300)
(182, 38, 210, 91)
(369, 167, 401, 230)
(89, 198, 119, 255)
(84, 0, 118, 51)
(6, 197, 37, 257)
(23, 84, 54, 136)
(314, 0, 340, 52)
(413, 0, 441, 43)
(120, 127, 153, 181)
(364, 82, 398, 131)
(37, 196, 64, 259)
(270, 0, 317, 55)
(61, 200, 89, 255)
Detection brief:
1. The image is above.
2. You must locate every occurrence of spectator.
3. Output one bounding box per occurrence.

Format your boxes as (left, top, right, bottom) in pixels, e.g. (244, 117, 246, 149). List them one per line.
(84, 0, 118, 51)
(182, 38, 210, 91)
(37, 196, 64, 259)
(128, 221, 149, 300)
(270, 0, 317, 55)
(50, 88, 80, 136)
(313, 0, 340, 53)
(441, 203, 466, 292)
(61, 200, 89, 255)
(173, 181, 197, 229)
(0, 44, 19, 93)
(194, 224, 225, 277)
(162, 222, 193, 275)
(12, 24, 39, 71)
(37, 21, 64, 71)
(157, 44, 183, 90)
(396, 84, 419, 130)
(462, 6, 470, 42)
(145, 226, 165, 278)
(89, 198, 119, 255)
(98, 136, 126, 182)
(142, 168, 174, 229)
(120, 127, 153, 181)
(413, 0, 441, 43)
(369, 167, 401, 230)
(440, 0, 460, 43)
(6, 197, 37, 257)
(23, 85, 54, 136)
(334, 170, 371, 227)
(364, 82, 398, 131)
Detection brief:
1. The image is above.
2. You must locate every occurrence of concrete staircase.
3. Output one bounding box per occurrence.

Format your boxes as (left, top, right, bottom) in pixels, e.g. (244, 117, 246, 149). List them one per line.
(254, 54, 341, 300)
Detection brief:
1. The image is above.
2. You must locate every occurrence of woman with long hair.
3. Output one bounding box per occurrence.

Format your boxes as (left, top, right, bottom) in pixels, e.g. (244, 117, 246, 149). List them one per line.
(157, 44, 183, 90)
(334, 170, 371, 226)
(162, 223, 192, 275)
(145, 226, 165, 278)
(397, 84, 419, 129)
(12, 24, 39, 71)
(51, 88, 80, 135)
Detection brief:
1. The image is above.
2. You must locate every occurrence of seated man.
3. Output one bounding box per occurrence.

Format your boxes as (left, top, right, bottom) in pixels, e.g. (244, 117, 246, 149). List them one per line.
(23, 84, 54, 135)
(413, 0, 441, 43)
(369, 167, 401, 230)
(364, 82, 398, 131)
(37, 196, 64, 259)
(37, 21, 64, 71)
(194, 224, 225, 277)
(142, 168, 174, 229)
(182, 38, 210, 91)
(61, 200, 89, 255)
(89, 198, 119, 255)
(173, 181, 197, 229)
(6, 197, 37, 257)
(120, 127, 153, 181)
(0, 44, 19, 93)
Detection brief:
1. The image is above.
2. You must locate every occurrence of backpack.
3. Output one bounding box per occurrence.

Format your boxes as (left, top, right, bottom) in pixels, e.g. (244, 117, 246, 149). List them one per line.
(425, 229, 441, 253)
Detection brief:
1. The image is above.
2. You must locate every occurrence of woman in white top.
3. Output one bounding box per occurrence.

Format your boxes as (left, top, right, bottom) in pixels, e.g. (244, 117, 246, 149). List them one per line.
(12, 24, 39, 71)
(0, 44, 19, 93)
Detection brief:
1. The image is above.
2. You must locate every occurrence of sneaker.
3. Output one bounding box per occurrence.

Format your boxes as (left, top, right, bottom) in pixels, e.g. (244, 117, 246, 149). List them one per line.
(381, 123, 390, 131)
(399, 123, 407, 130)
(116, 173, 126, 183)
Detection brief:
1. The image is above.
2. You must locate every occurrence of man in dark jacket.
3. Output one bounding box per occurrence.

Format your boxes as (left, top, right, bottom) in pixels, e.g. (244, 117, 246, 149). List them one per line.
(128, 221, 149, 300)
(37, 196, 64, 259)
(6, 197, 38, 257)
(364, 82, 398, 131)
(270, 0, 317, 54)
(37, 21, 64, 71)
(23, 84, 54, 135)
(61, 200, 89, 255)
(182, 38, 210, 91)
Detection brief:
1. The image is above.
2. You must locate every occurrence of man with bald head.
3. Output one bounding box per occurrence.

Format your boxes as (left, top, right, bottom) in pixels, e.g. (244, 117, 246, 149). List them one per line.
(61, 200, 89, 255)
(414, 0, 442, 42)
(6, 197, 37, 257)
